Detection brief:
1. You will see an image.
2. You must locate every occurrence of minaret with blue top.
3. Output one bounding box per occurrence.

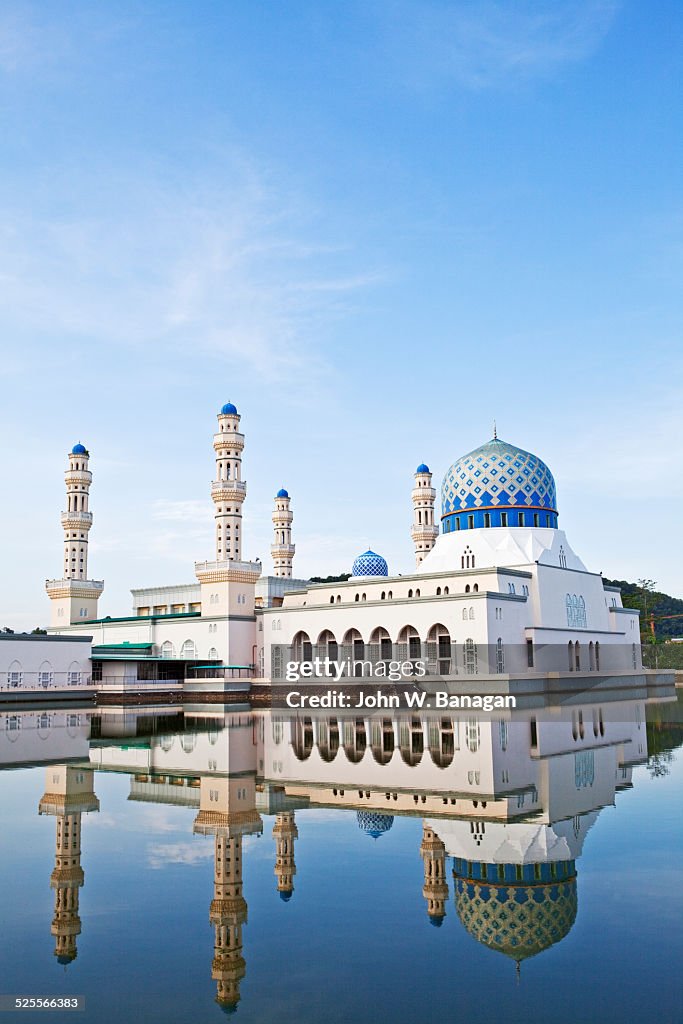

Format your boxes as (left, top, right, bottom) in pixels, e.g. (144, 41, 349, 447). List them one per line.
(411, 464, 439, 567)
(212, 403, 246, 562)
(45, 443, 104, 625)
(271, 489, 295, 578)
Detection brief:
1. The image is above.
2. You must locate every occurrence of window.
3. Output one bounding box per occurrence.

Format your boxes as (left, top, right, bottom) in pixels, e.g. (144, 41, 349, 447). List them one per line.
(499, 720, 508, 750)
(484, 512, 491, 528)
(533, 513, 539, 527)
(464, 639, 478, 675)
(501, 511, 508, 526)
(518, 512, 524, 526)
(559, 545, 567, 568)
(436, 587, 441, 596)
(465, 719, 480, 752)
(467, 514, 474, 529)
(526, 638, 534, 668)
(473, 583, 478, 593)
(468, 607, 474, 620)
(496, 638, 505, 673)
(530, 717, 538, 749)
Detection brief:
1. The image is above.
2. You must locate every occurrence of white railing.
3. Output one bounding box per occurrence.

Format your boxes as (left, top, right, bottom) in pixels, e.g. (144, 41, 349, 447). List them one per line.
(211, 479, 246, 493)
(0, 672, 93, 693)
(60, 511, 93, 525)
(45, 577, 104, 591)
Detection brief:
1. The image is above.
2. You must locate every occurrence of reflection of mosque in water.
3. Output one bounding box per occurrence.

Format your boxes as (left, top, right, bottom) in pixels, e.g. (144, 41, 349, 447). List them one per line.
(9, 682, 672, 1005)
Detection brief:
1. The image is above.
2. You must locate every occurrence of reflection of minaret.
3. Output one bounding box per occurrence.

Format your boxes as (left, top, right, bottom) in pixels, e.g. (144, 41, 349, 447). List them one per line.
(194, 774, 262, 1014)
(273, 811, 298, 900)
(420, 822, 448, 926)
(38, 767, 99, 965)
(210, 835, 247, 1013)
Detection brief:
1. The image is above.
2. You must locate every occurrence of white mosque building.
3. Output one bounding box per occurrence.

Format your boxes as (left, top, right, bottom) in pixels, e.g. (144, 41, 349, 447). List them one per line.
(46, 402, 642, 688)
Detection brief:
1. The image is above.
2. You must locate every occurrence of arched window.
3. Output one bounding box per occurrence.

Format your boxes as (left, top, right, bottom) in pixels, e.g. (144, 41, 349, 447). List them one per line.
(408, 589, 413, 598)
(180, 640, 197, 659)
(444, 586, 449, 595)
(575, 642, 581, 672)
(595, 641, 600, 671)
(208, 647, 218, 660)
(473, 583, 479, 593)
(462, 607, 468, 620)
(387, 591, 393, 600)
(436, 587, 441, 596)
(589, 641, 595, 671)
(160, 640, 175, 659)
(415, 589, 420, 598)
(7, 660, 22, 688)
(568, 641, 574, 671)
(465, 719, 480, 752)
(468, 607, 474, 620)
(465, 584, 470, 593)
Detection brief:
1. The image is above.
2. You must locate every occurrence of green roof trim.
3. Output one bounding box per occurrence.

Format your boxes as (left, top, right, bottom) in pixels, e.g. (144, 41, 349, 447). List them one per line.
(92, 643, 155, 650)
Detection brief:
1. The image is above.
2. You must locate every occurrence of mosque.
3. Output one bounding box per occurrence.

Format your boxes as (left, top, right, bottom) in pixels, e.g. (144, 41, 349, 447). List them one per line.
(46, 401, 642, 686)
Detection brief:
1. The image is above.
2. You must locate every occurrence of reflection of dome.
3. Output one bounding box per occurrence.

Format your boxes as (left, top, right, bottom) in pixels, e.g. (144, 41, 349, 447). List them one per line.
(216, 1000, 238, 1015)
(441, 437, 558, 532)
(220, 402, 238, 415)
(56, 953, 76, 965)
(279, 890, 293, 902)
(429, 915, 444, 927)
(351, 550, 388, 577)
(276, 488, 289, 498)
(453, 858, 577, 963)
(71, 443, 87, 455)
(357, 810, 394, 839)
(416, 463, 430, 473)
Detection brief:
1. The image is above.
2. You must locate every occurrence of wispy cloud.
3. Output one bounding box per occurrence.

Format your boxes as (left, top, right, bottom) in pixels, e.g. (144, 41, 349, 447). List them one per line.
(147, 841, 214, 869)
(0, 155, 379, 384)
(376, 0, 619, 90)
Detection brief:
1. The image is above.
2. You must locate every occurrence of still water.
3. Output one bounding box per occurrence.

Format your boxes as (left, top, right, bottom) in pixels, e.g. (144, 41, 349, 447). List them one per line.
(1, 691, 681, 1024)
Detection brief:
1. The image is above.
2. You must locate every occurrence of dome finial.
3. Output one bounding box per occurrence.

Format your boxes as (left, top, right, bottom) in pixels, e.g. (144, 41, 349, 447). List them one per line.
(493, 419, 497, 440)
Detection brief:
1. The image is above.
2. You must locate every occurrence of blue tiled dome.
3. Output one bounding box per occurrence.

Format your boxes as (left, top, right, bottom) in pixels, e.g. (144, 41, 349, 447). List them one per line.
(357, 810, 394, 839)
(429, 915, 445, 927)
(71, 443, 87, 455)
(352, 550, 388, 577)
(441, 437, 558, 532)
(220, 402, 238, 415)
(276, 488, 289, 498)
(279, 889, 293, 901)
(416, 463, 430, 473)
(452, 857, 577, 963)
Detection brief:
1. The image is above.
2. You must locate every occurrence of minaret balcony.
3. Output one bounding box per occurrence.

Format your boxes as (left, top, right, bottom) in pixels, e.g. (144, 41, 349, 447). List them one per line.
(212, 480, 246, 497)
(64, 470, 92, 484)
(60, 511, 93, 528)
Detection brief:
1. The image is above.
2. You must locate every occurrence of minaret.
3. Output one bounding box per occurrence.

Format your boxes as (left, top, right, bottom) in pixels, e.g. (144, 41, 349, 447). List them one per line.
(45, 444, 104, 626)
(273, 811, 298, 900)
(411, 464, 439, 568)
(38, 767, 99, 965)
(271, 489, 295, 578)
(194, 772, 262, 1014)
(420, 822, 448, 925)
(209, 834, 248, 1013)
(212, 402, 246, 563)
(195, 404, 261, 628)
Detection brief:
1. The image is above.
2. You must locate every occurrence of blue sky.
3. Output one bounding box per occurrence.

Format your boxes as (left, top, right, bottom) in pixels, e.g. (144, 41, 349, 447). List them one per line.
(1, 0, 681, 629)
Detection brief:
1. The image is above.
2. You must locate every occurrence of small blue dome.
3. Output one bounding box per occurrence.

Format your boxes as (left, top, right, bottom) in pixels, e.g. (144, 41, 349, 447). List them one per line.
(352, 550, 388, 578)
(276, 488, 289, 498)
(357, 810, 394, 838)
(416, 463, 430, 473)
(56, 953, 76, 965)
(71, 443, 87, 455)
(220, 402, 238, 415)
(279, 889, 293, 901)
(429, 915, 445, 927)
